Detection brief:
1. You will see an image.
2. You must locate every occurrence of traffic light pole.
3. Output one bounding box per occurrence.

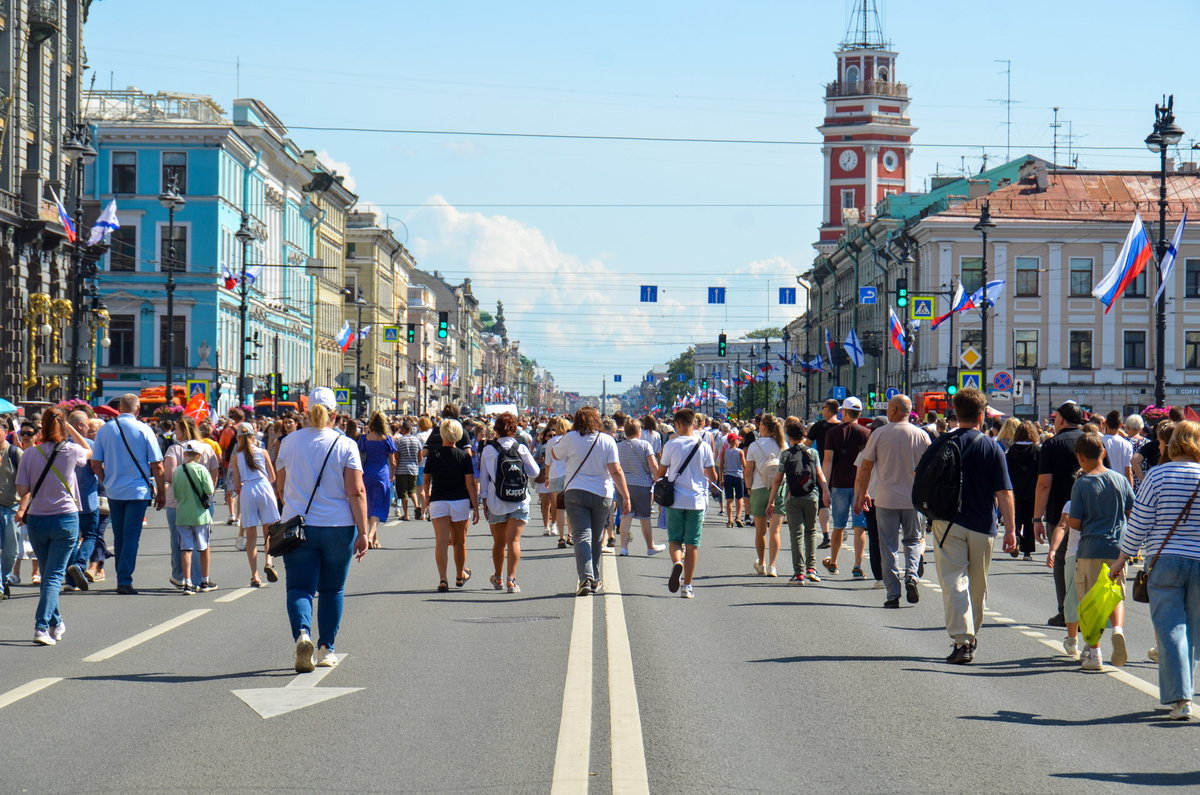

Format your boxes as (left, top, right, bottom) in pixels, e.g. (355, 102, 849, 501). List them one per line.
(272, 334, 279, 415)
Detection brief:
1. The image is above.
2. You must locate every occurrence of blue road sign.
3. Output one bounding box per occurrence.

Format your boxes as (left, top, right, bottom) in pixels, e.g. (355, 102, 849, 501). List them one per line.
(677, 373, 685, 382)
(779, 287, 797, 305)
(832, 386, 847, 401)
(688, 379, 695, 386)
(708, 287, 726, 304)
(993, 371, 1013, 391)
(885, 387, 899, 400)
(646, 374, 655, 382)
(960, 371, 982, 391)
(859, 286, 877, 304)
(640, 285, 658, 302)
(613, 375, 622, 383)
(334, 388, 351, 406)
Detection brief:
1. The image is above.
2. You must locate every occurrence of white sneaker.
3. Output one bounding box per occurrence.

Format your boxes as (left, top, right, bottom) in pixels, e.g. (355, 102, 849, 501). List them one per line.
(681, 584, 694, 599)
(619, 547, 629, 556)
(753, 560, 765, 575)
(1082, 646, 1103, 671)
(294, 631, 315, 673)
(1110, 629, 1128, 667)
(1063, 636, 1079, 659)
(33, 629, 55, 646)
(316, 647, 338, 668)
(1148, 646, 1159, 663)
(647, 544, 666, 555)
(235, 537, 247, 552)
(1169, 701, 1194, 720)
(49, 620, 65, 642)
(766, 565, 777, 577)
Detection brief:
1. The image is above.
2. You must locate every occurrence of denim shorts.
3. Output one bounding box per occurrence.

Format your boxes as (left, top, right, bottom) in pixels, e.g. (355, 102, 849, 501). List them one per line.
(723, 475, 746, 500)
(176, 524, 211, 552)
(830, 487, 867, 530)
(485, 505, 530, 524)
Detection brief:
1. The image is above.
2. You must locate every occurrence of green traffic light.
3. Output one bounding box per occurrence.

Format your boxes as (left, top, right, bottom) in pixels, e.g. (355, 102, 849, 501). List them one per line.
(948, 383, 958, 396)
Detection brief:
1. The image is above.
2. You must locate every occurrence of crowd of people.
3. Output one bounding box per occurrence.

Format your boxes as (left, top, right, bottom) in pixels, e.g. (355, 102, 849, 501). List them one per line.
(3, 387, 1200, 720)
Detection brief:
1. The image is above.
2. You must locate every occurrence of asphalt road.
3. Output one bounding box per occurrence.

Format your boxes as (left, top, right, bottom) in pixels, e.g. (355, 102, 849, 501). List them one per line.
(1, 502, 1197, 794)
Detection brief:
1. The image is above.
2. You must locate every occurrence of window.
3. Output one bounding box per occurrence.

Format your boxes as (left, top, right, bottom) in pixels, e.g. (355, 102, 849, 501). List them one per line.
(159, 315, 186, 369)
(346, 242, 357, 259)
(1186, 259, 1200, 298)
(877, 66, 889, 82)
(162, 152, 187, 194)
(1124, 269, 1146, 297)
(109, 226, 136, 272)
(1069, 257, 1093, 296)
(1015, 257, 1039, 296)
(845, 65, 860, 87)
(160, 225, 186, 272)
(108, 314, 135, 367)
(1069, 330, 1093, 369)
(112, 152, 136, 194)
(840, 189, 855, 213)
(1187, 331, 1200, 369)
(344, 274, 358, 303)
(960, 257, 983, 295)
(1014, 330, 1038, 367)
(1124, 330, 1147, 369)
(960, 329, 981, 364)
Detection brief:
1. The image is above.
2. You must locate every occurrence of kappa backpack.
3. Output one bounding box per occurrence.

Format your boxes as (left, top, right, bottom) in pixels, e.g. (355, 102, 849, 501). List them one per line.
(784, 444, 820, 497)
(490, 440, 529, 501)
(911, 429, 970, 523)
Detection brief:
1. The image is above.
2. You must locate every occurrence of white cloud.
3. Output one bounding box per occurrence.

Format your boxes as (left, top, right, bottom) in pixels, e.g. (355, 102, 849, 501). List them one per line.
(315, 149, 357, 193)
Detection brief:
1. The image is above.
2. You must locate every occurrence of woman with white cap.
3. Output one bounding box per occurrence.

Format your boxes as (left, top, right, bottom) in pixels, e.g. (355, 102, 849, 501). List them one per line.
(274, 387, 368, 672)
(229, 421, 281, 587)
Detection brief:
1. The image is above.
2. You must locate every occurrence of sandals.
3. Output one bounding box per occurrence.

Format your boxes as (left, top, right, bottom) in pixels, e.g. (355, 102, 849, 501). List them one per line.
(437, 580, 449, 593)
(490, 574, 503, 591)
(557, 539, 568, 549)
(264, 564, 278, 583)
(249, 579, 262, 588)
(507, 578, 520, 594)
(822, 557, 839, 575)
(456, 569, 472, 588)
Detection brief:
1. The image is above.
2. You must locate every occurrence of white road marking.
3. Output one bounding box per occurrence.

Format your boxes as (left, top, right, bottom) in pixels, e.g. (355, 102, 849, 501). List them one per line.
(0, 678, 62, 710)
(213, 587, 257, 603)
(551, 582, 593, 795)
(232, 655, 363, 719)
(602, 555, 651, 795)
(1021, 631, 1046, 638)
(992, 617, 1015, 624)
(83, 609, 211, 662)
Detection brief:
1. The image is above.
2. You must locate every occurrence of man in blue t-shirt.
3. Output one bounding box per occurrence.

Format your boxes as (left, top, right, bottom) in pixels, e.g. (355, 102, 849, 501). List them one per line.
(63, 411, 101, 591)
(923, 388, 1015, 665)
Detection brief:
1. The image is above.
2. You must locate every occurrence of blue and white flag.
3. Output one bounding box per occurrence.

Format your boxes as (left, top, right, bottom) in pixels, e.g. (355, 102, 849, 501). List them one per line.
(87, 199, 120, 246)
(844, 329, 865, 368)
(1154, 211, 1188, 305)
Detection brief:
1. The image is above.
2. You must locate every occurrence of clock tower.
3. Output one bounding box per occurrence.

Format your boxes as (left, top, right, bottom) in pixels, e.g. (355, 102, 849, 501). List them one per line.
(815, 0, 917, 254)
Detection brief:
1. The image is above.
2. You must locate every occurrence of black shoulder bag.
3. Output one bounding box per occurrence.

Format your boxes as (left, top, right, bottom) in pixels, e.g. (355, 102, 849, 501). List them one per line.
(555, 434, 599, 510)
(180, 461, 212, 511)
(115, 417, 154, 494)
(654, 439, 703, 508)
(268, 439, 340, 557)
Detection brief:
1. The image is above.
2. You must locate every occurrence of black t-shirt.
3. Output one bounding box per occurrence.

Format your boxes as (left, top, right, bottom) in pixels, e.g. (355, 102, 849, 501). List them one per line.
(1037, 427, 1083, 523)
(807, 419, 836, 458)
(425, 446, 474, 502)
(824, 421, 870, 489)
(952, 429, 1012, 535)
(425, 427, 470, 453)
(1140, 438, 1161, 470)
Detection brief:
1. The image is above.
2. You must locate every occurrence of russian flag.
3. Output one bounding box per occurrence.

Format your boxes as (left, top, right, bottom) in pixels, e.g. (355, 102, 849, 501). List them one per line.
(825, 327, 835, 360)
(50, 187, 76, 243)
(1094, 213, 1153, 314)
(931, 283, 968, 330)
(336, 320, 353, 352)
(220, 262, 238, 290)
(889, 306, 908, 354)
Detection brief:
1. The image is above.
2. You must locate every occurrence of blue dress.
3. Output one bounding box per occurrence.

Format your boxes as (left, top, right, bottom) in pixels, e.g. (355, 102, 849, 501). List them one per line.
(359, 436, 396, 521)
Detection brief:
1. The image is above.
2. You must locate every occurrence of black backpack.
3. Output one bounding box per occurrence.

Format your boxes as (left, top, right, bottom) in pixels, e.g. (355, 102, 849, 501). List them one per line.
(490, 440, 529, 501)
(912, 429, 971, 525)
(784, 444, 820, 497)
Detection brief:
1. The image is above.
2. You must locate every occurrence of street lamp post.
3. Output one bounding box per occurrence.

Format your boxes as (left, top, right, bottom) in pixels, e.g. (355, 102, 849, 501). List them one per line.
(422, 337, 430, 414)
(902, 248, 915, 394)
(158, 173, 186, 408)
(974, 201, 996, 391)
(234, 213, 255, 410)
(64, 122, 97, 399)
(350, 287, 366, 419)
(803, 314, 813, 420)
(748, 345, 756, 415)
(781, 328, 790, 416)
(762, 336, 771, 415)
(1146, 95, 1184, 408)
(735, 351, 742, 419)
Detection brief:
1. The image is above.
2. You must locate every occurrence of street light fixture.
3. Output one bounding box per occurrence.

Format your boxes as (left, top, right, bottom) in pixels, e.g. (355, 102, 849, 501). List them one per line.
(1147, 95, 1184, 408)
(901, 247, 916, 394)
(158, 173, 186, 409)
(64, 121, 98, 399)
(781, 328, 791, 416)
(973, 201, 996, 390)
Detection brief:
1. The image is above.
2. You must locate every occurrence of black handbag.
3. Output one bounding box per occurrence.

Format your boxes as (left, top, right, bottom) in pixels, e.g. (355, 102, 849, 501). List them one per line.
(1133, 482, 1200, 603)
(653, 439, 702, 508)
(268, 439, 339, 557)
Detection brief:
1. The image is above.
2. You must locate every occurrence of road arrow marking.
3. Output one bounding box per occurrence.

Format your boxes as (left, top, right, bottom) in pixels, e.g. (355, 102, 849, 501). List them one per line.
(232, 654, 363, 719)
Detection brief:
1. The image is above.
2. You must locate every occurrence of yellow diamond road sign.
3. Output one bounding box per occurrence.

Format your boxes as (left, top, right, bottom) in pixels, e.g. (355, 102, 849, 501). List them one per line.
(960, 346, 981, 369)
(911, 296, 935, 320)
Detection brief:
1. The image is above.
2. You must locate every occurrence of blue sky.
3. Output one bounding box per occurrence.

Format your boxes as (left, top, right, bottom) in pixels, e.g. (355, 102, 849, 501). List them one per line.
(85, 0, 1200, 392)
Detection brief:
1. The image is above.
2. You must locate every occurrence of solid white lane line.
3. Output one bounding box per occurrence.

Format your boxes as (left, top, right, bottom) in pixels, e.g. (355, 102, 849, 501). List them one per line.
(551, 584, 593, 795)
(213, 587, 256, 603)
(602, 556, 651, 795)
(1021, 630, 1047, 638)
(83, 609, 211, 663)
(0, 678, 62, 710)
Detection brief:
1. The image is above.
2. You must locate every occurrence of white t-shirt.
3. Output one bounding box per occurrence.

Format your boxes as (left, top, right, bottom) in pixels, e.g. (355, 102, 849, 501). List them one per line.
(545, 435, 568, 479)
(1062, 500, 1080, 558)
(276, 427, 363, 526)
(660, 435, 716, 511)
(746, 437, 782, 490)
(478, 437, 540, 515)
(553, 430, 619, 498)
(1102, 434, 1133, 474)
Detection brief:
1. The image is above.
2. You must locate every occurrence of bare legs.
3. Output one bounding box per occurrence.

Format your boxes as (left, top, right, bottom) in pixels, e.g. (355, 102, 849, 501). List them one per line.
(245, 524, 273, 585)
(669, 543, 699, 585)
(434, 517, 469, 585)
(753, 515, 781, 568)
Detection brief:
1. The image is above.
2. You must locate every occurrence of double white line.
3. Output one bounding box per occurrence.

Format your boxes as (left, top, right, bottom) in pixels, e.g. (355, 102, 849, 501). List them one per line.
(551, 554, 650, 795)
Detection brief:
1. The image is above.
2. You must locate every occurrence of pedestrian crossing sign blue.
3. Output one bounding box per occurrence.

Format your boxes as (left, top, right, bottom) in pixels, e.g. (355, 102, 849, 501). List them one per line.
(334, 388, 351, 405)
(186, 379, 208, 401)
(911, 296, 935, 320)
(640, 285, 658, 302)
(613, 375, 622, 382)
(382, 325, 400, 343)
(959, 371, 982, 391)
(708, 287, 726, 304)
(779, 287, 797, 305)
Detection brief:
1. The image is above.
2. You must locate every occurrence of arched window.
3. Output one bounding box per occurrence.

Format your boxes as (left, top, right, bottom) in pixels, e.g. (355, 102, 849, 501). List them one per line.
(877, 66, 889, 83)
(845, 65, 860, 88)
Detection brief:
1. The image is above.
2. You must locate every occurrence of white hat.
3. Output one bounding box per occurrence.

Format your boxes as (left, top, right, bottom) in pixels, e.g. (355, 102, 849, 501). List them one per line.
(184, 440, 207, 455)
(309, 386, 337, 410)
(237, 422, 256, 436)
(841, 396, 863, 411)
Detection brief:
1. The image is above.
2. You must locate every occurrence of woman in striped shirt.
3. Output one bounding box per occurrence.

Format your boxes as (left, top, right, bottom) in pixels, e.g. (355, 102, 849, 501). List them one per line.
(1111, 420, 1200, 720)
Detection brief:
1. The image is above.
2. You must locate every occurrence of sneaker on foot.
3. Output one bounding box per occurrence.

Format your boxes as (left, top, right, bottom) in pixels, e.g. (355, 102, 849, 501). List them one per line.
(619, 547, 629, 556)
(1047, 613, 1067, 628)
(1148, 646, 1159, 663)
(883, 598, 900, 609)
(1063, 635, 1079, 659)
(681, 584, 694, 599)
(753, 560, 765, 575)
(789, 573, 805, 584)
(182, 582, 196, 595)
(806, 568, 821, 583)
(316, 647, 338, 668)
(1110, 629, 1128, 667)
(235, 537, 247, 552)
(295, 631, 316, 673)
(946, 643, 972, 664)
(766, 565, 777, 578)
(67, 564, 89, 591)
(851, 567, 865, 580)
(576, 580, 592, 596)
(33, 629, 55, 646)
(871, 580, 885, 589)
(905, 577, 920, 604)
(647, 544, 666, 555)
(1082, 647, 1104, 671)
(592, 579, 603, 594)
(49, 620, 65, 642)
(169, 576, 185, 591)
(817, 537, 831, 550)
(198, 580, 218, 593)
(668, 561, 684, 593)
(1168, 701, 1194, 721)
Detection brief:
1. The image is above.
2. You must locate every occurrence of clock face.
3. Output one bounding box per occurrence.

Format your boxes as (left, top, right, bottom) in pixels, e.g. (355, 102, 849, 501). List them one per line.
(838, 149, 858, 172)
(882, 150, 899, 172)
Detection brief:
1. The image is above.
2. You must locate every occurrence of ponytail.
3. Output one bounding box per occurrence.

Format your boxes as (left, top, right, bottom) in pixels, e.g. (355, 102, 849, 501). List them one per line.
(309, 404, 330, 429)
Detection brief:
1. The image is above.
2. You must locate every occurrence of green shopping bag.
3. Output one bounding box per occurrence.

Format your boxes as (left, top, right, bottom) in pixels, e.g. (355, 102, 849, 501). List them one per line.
(1077, 563, 1124, 648)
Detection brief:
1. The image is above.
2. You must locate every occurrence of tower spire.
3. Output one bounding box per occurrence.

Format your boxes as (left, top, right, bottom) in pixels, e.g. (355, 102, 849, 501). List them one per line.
(842, 0, 887, 50)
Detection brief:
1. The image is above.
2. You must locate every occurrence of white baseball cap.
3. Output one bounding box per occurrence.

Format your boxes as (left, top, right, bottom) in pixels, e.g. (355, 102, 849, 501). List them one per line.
(237, 422, 256, 436)
(309, 386, 337, 410)
(841, 397, 863, 411)
(184, 440, 207, 455)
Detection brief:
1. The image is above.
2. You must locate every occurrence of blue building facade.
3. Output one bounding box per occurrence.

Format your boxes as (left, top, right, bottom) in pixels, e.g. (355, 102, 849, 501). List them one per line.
(85, 90, 332, 413)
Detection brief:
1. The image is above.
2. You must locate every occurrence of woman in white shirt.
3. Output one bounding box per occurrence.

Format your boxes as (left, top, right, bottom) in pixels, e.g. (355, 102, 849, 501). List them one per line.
(552, 407, 631, 595)
(274, 388, 368, 673)
(478, 413, 540, 593)
(745, 414, 785, 577)
(545, 416, 572, 547)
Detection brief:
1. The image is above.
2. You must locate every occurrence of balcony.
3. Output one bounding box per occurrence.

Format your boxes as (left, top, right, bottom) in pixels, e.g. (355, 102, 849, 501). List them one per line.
(28, 0, 60, 45)
(825, 79, 908, 99)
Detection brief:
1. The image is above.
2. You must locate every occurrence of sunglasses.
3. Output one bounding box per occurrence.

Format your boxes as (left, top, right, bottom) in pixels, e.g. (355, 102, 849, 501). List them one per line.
(19, 431, 33, 436)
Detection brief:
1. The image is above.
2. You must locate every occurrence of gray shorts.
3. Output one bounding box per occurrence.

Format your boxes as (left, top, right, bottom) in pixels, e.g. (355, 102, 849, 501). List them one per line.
(177, 524, 211, 552)
(549, 476, 566, 493)
(627, 485, 653, 520)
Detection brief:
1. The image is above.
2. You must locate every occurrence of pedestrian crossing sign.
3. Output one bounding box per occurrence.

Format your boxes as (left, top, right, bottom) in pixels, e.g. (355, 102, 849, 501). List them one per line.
(911, 296, 935, 320)
(334, 388, 351, 405)
(959, 371, 982, 391)
(382, 326, 400, 343)
(186, 379, 208, 401)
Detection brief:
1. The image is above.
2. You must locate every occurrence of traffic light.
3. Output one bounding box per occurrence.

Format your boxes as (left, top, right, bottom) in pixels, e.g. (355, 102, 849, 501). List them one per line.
(406, 323, 416, 343)
(947, 367, 958, 396)
(267, 372, 277, 397)
(718, 333, 727, 357)
(437, 312, 448, 339)
(280, 383, 289, 401)
(701, 379, 708, 390)
(896, 277, 908, 308)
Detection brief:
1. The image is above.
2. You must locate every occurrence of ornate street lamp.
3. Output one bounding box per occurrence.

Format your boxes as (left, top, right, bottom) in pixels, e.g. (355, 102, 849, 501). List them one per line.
(234, 213, 255, 408)
(1146, 96, 1184, 408)
(974, 201, 996, 389)
(158, 173, 186, 407)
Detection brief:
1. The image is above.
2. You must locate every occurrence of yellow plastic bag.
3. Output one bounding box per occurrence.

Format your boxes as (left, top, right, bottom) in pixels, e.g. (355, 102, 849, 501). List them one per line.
(1077, 563, 1124, 648)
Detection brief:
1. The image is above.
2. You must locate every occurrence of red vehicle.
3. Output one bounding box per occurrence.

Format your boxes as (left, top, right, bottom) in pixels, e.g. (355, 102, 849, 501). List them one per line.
(912, 391, 951, 419)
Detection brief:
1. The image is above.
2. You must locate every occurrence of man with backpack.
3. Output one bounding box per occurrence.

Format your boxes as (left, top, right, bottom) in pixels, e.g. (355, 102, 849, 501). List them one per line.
(821, 397, 871, 577)
(912, 388, 1016, 664)
(854, 395, 929, 608)
(767, 420, 829, 583)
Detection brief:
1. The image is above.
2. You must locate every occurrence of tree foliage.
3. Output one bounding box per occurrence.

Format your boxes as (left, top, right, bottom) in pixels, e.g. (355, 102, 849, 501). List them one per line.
(655, 347, 695, 408)
(744, 327, 783, 340)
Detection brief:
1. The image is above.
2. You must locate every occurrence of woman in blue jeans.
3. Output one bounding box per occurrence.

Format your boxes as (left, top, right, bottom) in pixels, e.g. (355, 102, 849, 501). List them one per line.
(14, 408, 92, 646)
(552, 406, 630, 595)
(1112, 420, 1200, 720)
(275, 388, 368, 672)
